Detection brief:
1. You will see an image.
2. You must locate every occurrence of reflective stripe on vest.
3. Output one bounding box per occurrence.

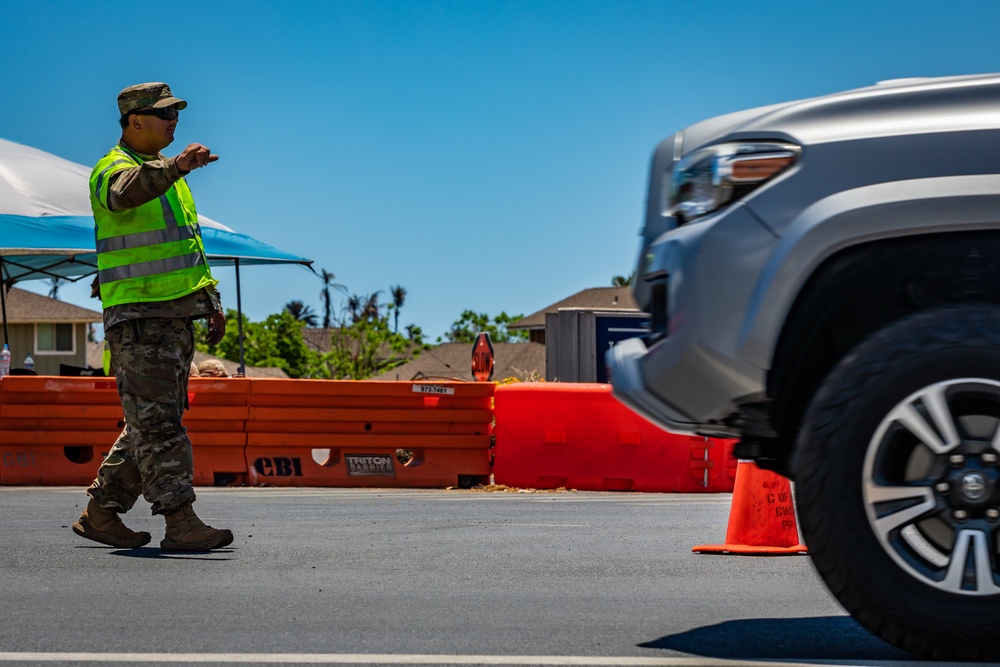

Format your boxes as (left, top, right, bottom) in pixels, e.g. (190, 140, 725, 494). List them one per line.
(96, 221, 198, 254)
(99, 251, 205, 284)
(90, 145, 216, 307)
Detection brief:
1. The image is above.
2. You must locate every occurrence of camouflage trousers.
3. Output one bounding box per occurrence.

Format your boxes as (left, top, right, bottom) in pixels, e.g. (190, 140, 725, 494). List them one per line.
(87, 317, 196, 516)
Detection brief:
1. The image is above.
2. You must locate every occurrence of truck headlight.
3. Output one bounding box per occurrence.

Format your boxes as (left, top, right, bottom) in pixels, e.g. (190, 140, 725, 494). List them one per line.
(665, 141, 799, 223)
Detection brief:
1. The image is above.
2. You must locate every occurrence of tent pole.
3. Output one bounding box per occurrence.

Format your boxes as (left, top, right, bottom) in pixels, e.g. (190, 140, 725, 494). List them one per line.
(234, 257, 246, 376)
(0, 257, 9, 347)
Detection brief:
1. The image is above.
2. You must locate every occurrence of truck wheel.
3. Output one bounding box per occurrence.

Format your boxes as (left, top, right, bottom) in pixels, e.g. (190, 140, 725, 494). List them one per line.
(795, 305, 1000, 661)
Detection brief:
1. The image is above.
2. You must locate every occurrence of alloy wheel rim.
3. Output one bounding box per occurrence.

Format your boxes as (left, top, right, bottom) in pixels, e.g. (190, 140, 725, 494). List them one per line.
(863, 378, 1000, 596)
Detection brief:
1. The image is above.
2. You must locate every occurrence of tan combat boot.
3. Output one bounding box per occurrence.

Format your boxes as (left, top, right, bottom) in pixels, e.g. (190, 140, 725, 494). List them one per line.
(72, 499, 151, 548)
(161, 502, 234, 552)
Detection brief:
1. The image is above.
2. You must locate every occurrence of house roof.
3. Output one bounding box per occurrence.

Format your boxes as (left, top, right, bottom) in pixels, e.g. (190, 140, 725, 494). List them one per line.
(302, 327, 334, 353)
(371, 341, 546, 382)
(509, 287, 639, 330)
(2, 287, 102, 323)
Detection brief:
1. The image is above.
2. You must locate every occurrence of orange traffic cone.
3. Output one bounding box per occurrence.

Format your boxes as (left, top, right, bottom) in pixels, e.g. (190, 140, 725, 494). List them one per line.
(693, 460, 807, 555)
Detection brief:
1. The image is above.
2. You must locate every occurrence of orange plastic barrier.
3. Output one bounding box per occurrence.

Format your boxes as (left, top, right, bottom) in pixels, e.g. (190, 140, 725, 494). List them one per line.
(0, 376, 250, 487)
(0, 376, 121, 485)
(492, 383, 738, 492)
(693, 460, 807, 555)
(244, 379, 493, 488)
(3, 374, 740, 494)
(186, 377, 250, 486)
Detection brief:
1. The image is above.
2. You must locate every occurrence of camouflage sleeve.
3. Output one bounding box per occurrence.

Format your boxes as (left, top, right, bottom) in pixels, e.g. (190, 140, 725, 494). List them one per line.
(207, 287, 223, 313)
(107, 156, 184, 211)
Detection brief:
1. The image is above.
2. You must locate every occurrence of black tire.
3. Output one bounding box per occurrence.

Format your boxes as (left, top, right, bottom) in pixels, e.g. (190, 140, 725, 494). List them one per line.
(795, 305, 1000, 661)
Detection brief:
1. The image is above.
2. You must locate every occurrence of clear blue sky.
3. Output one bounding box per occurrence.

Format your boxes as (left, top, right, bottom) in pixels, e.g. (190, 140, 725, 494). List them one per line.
(2, 0, 998, 340)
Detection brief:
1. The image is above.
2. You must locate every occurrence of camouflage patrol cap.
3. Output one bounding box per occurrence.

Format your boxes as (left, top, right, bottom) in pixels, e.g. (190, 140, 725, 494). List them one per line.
(117, 82, 188, 116)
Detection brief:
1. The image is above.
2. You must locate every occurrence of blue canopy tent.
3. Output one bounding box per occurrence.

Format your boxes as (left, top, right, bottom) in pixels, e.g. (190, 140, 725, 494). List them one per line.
(0, 138, 313, 374)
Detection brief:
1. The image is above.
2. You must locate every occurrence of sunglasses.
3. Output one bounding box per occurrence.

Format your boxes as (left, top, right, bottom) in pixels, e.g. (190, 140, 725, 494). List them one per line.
(132, 107, 180, 121)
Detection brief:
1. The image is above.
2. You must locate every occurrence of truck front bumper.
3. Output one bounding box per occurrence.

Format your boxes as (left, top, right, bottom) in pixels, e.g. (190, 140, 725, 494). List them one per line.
(607, 204, 779, 438)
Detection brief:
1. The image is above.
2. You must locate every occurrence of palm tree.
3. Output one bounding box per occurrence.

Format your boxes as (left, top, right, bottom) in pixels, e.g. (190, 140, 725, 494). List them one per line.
(362, 292, 381, 322)
(347, 294, 363, 323)
(284, 300, 319, 327)
(347, 292, 383, 324)
(390, 285, 407, 333)
(405, 324, 425, 346)
(47, 277, 63, 300)
(319, 269, 346, 329)
(611, 272, 634, 287)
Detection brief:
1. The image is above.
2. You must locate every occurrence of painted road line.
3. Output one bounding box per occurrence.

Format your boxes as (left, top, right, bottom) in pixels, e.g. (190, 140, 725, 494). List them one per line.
(0, 653, 934, 666)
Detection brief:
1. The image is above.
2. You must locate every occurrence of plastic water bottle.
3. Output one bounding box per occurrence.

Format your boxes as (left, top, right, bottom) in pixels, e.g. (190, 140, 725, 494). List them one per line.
(0, 345, 10, 378)
(24, 354, 34, 372)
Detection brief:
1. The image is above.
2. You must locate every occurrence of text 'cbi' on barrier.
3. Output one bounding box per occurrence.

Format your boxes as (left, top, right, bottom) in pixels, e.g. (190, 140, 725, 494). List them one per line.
(244, 379, 493, 488)
(492, 382, 738, 492)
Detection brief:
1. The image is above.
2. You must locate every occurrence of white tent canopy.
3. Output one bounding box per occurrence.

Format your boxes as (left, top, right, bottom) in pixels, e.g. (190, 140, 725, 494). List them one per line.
(0, 137, 314, 373)
(0, 137, 311, 281)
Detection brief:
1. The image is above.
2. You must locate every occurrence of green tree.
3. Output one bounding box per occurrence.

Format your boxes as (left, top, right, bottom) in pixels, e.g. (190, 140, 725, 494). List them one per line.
(441, 310, 528, 344)
(611, 272, 634, 287)
(284, 300, 319, 327)
(322, 303, 417, 379)
(195, 309, 327, 379)
(405, 323, 426, 347)
(193, 284, 428, 380)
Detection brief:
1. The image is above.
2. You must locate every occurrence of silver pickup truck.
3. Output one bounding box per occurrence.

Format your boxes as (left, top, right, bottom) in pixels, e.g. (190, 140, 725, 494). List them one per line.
(607, 74, 1000, 660)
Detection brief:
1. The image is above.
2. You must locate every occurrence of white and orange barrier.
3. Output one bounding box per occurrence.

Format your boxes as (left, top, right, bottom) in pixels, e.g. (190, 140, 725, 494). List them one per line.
(243, 379, 493, 488)
(1, 377, 741, 493)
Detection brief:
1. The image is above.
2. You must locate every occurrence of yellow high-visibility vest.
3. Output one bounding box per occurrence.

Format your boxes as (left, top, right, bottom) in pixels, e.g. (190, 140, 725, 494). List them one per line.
(90, 144, 216, 307)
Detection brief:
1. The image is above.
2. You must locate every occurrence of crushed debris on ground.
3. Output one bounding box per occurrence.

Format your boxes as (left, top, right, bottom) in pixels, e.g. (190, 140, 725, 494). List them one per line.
(445, 484, 578, 493)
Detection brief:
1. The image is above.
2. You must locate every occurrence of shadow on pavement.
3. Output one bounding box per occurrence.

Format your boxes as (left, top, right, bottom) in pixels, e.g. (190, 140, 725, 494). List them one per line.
(640, 616, 911, 660)
(108, 547, 234, 561)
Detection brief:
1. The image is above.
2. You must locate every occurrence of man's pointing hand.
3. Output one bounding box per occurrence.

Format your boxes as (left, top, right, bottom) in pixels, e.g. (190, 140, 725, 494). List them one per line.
(176, 143, 218, 173)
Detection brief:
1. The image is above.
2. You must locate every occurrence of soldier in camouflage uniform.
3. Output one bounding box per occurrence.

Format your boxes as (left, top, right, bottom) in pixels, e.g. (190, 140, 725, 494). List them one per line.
(73, 82, 233, 552)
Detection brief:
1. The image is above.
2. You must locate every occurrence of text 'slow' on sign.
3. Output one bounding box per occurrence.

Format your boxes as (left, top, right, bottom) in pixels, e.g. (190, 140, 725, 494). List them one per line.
(471, 332, 495, 382)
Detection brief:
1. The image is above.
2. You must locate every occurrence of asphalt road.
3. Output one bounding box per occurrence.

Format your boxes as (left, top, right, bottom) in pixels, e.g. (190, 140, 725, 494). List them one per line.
(0, 487, 928, 666)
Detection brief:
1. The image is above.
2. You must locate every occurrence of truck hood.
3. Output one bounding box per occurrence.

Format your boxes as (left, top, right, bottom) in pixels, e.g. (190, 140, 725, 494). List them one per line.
(680, 73, 1000, 152)
(632, 73, 1000, 313)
